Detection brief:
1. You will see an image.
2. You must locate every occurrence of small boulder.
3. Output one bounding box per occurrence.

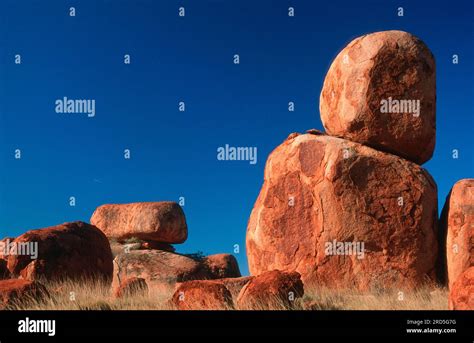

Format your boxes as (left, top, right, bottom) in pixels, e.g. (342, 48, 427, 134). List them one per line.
(113, 277, 148, 298)
(203, 254, 241, 278)
(449, 267, 474, 310)
(171, 280, 233, 310)
(217, 276, 253, 301)
(91, 202, 187, 244)
(236, 270, 304, 310)
(0, 279, 49, 309)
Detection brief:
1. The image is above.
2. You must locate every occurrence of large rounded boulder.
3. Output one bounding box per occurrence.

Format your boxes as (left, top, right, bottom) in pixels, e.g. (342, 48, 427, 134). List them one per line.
(320, 30, 436, 164)
(246, 133, 438, 291)
(7, 221, 113, 283)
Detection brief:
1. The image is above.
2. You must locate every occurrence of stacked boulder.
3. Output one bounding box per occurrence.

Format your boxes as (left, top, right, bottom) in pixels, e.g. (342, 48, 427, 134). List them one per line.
(90, 202, 243, 299)
(246, 30, 439, 291)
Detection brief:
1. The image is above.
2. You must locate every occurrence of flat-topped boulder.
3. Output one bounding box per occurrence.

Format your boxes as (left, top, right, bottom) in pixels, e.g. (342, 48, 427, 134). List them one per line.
(91, 202, 187, 244)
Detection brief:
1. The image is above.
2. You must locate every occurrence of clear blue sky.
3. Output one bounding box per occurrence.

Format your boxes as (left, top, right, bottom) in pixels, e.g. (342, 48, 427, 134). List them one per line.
(1, 0, 473, 276)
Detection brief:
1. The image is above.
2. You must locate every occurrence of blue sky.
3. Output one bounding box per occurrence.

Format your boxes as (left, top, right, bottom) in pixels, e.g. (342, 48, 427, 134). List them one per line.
(0, 0, 472, 276)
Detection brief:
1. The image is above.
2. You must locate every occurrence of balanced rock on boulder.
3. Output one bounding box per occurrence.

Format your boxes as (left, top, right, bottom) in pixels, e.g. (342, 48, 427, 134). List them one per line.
(440, 179, 474, 289)
(91, 202, 187, 244)
(449, 267, 474, 310)
(171, 280, 234, 310)
(246, 133, 438, 291)
(7, 222, 113, 283)
(320, 30, 436, 164)
(236, 270, 304, 310)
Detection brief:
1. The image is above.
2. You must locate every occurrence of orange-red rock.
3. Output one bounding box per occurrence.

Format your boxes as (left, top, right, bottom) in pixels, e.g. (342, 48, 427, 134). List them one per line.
(171, 280, 234, 310)
(113, 277, 148, 298)
(440, 179, 474, 289)
(0, 279, 49, 309)
(449, 267, 474, 310)
(112, 250, 211, 293)
(246, 133, 438, 291)
(91, 202, 187, 244)
(7, 222, 113, 283)
(203, 254, 241, 278)
(236, 270, 304, 310)
(320, 30, 436, 165)
(217, 276, 253, 301)
(0, 259, 9, 280)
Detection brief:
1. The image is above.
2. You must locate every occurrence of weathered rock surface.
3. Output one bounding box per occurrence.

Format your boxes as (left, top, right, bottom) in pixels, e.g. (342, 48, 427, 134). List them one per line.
(320, 30, 436, 164)
(203, 254, 241, 279)
(0, 260, 9, 280)
(0, 279, 49, 309)
(236, 270, 304, 310)
(246, 133, 438, 291)
(449, 267, 474, 310)
(113, 277, 148, 298)
(112, 250, 210, 293)
(440, 179, 474, 289)
(91, 202, 187, 244)
(171, 280, 234, 310)
(7, 222, 113, 283)
(217, 276, 253, 301)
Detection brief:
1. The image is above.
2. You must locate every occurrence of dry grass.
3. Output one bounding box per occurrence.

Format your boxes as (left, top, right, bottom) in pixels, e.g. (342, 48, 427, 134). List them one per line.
(7, 279, 448, 310)
(300, 284, 448, 310)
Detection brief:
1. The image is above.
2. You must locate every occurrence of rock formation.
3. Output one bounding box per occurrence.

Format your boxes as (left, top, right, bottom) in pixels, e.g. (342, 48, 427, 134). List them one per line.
(171, 280, 234, 310)
(449, 267, 474, 310)
(246, 133, 438, 290)
(440, 179, 474, 289)
(236, 270, 304, 310)
(7, 221, 113, 283)
(320, 30, 436, 165)
(91, 202, 187, 243)
(112, 250, 209, 293)
(0, 279, 49, 309)
(113, 277, 148, 298)
(0, 260, 9, 280)
(203, 254, 241, 279)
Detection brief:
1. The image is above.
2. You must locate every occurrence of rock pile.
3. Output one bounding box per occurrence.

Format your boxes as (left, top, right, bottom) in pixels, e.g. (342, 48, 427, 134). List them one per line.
(90, 202, 242, 299)
(246, 30, 440, 291)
